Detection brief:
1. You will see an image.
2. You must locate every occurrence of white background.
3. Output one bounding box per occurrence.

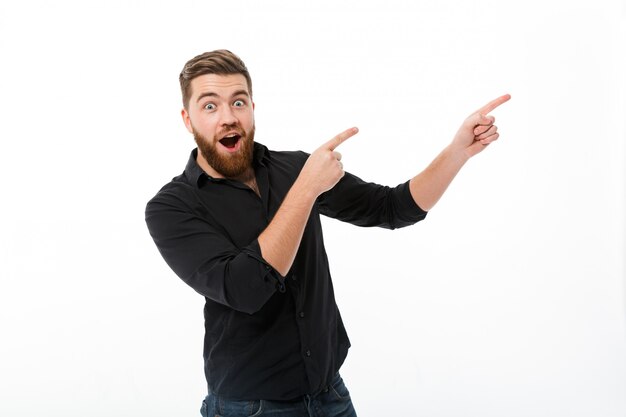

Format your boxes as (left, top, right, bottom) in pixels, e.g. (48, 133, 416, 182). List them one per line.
(1, 1, 625, 416)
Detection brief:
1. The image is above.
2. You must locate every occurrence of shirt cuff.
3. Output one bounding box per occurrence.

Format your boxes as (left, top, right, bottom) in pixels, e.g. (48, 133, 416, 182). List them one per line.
(242, 240, 287, 293)
(396, 180, 428, 220)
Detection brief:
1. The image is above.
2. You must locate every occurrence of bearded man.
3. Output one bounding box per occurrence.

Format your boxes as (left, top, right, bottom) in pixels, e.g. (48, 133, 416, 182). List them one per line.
(145, 49, 510, 417)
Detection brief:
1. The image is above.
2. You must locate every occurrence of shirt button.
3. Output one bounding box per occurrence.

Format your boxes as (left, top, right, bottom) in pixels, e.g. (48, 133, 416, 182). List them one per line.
(299, 312, 305, 318)
(306, 350, 311, 357)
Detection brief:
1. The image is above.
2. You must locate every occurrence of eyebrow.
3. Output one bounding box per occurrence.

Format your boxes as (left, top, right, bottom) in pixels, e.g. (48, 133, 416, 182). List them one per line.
(196, 89, 250, 103)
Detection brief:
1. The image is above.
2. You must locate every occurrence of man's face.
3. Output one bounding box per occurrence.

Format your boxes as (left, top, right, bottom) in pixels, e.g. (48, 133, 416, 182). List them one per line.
(182, 73, 255, 178)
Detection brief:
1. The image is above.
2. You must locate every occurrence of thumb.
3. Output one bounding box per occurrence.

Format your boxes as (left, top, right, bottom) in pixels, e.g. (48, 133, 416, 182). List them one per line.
(463, 113, 492, 130)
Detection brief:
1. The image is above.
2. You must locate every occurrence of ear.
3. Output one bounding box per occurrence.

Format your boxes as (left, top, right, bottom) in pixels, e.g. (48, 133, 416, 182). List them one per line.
(252, 100, 255, 111)
(181, 108, 193, 134)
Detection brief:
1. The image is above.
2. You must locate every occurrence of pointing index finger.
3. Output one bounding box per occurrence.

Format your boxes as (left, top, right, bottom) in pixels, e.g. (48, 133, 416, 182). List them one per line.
(324, 127, 359, 151)
(477, 94, 511, 116)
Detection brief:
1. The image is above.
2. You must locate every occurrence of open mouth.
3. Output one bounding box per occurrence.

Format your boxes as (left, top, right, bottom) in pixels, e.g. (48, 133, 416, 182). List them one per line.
(219, 133, 241, 150)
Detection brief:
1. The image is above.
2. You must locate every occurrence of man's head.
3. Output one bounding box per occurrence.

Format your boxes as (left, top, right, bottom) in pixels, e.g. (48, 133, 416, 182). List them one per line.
(179, 50, 252, 111)
(180, 50, 255, 179)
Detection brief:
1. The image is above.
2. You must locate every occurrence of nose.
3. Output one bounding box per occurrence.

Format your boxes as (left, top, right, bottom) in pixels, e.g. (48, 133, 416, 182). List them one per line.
(218, 105, 238, 126)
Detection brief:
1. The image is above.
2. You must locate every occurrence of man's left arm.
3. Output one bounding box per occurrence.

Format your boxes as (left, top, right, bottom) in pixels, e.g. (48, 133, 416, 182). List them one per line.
(317, 94, 510, 227)
(409, 94, 511, 211)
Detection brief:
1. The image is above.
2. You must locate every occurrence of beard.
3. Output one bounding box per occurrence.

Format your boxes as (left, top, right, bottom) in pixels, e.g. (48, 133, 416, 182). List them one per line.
(193, 124, 255, 179)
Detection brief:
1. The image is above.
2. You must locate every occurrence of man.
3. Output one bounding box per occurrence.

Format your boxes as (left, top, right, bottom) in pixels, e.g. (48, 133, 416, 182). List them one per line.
(145, 49, 510, 416)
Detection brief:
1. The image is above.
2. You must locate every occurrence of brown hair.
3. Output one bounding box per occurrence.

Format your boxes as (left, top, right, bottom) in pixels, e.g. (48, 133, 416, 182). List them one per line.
(179, 49, 252, 110)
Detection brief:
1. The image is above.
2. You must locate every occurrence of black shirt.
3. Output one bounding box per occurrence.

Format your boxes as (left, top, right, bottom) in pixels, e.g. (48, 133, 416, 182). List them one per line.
(145, 143, 427, 401)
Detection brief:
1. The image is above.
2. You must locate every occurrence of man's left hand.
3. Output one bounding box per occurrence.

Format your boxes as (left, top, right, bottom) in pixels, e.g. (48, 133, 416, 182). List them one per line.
(451, 94, 511, 158)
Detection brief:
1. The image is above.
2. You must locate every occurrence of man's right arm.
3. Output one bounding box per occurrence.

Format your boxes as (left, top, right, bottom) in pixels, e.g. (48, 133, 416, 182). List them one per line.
(257, 127, 358, 276)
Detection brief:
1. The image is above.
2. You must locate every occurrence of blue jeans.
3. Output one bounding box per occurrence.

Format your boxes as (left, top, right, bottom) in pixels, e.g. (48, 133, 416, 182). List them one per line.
(200, 373, 357, 417)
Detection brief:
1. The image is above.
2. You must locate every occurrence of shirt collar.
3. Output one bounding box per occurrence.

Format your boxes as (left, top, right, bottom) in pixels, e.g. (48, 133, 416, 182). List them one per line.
(184, 142, 270, 187)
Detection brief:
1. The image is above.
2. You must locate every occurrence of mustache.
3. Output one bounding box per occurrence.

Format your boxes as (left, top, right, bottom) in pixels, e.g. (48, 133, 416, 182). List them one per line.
(217, 124, 246, 139)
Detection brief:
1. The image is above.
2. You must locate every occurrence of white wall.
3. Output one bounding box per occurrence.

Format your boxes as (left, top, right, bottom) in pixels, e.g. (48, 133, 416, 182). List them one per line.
(0, 1, 624, 416)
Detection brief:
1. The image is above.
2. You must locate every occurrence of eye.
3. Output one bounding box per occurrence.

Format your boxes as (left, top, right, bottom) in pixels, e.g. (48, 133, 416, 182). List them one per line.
(233, 99, 245, 108)
(203, 103, 216, 111)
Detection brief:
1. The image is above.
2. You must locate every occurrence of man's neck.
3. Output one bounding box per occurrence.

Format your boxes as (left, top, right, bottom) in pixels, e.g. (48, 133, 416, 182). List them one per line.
(196, 153, 259, 196)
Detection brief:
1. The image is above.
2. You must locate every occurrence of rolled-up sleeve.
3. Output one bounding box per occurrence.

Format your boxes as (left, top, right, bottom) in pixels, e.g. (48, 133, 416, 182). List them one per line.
(145, 192, 284, 315)
(317, 173, 427, 229)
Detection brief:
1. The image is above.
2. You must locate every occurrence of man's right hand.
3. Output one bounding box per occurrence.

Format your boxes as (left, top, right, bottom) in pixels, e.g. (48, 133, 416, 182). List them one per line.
(298, 127, 359, 197)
